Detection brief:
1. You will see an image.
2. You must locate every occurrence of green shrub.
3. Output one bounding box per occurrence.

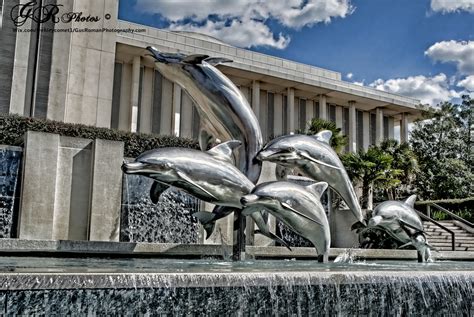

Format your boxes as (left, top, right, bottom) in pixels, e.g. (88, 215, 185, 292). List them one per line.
(0, 114, 199, 157)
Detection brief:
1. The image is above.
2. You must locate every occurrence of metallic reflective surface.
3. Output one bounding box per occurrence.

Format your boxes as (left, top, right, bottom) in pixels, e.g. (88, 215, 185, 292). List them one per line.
(146, 47, 263, 184)
(121, 141, 270, 238)
(367, 195, 432, 262)
(257, 131, 364, 223)
(241, 181, 330, 258)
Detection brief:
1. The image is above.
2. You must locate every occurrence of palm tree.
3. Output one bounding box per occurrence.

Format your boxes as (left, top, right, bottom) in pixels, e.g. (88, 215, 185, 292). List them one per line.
(307, 118, 348, 154)
(341, 146, 403, 209)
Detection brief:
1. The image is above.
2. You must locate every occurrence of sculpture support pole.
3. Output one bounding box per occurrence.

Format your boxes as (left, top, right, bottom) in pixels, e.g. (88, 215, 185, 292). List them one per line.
(234, 212, 246, 260)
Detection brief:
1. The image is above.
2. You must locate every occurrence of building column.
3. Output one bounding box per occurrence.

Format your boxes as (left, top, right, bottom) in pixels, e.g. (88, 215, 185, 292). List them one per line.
(362, 111, 370, 150)
(172, 84, 182, 136)
(287, 88, 295, 133)
(400, 113, 409, 143)
(252, 81, 260, 120)
(273, 93, 283, 136)
(348, 101, 356, 152)
(118, 63, 132, 131)
(160, 78, 173, 135)
(130, 56, 140, 132)
(375, 108, 384, 145)
(335, 106, 343, 129)
(319, 95, 327, 120)
(306, 100, 314, 123)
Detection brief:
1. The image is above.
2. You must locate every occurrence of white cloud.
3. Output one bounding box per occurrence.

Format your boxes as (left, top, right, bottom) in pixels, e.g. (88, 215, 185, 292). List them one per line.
(457, 75, 474, 91)
(353, 81, 364, 86)
(369, 73, 460, 105)
(134, 0, 354, 49)
(430, 0, 474, 13)
(346, 72, 353, 79)
(425, 40, 474, 75)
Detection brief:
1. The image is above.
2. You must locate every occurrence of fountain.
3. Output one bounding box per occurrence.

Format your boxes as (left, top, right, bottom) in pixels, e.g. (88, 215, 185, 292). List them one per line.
(0, 48, 472, 315)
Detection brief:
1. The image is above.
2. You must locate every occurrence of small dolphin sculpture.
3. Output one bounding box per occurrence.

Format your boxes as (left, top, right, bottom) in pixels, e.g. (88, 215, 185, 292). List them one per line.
(241, 181, 331, 262)
(121, 140, 288, 248)
(146, 46, 263, 184)
(257, 131, 364, 224)
(367, 195, 432, 262)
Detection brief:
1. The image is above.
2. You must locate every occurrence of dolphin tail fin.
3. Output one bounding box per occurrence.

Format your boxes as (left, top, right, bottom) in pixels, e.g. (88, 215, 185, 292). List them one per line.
(149, 181, 170, 204)
(182, 54, 209, 64)
(255, 230, 292, 251)
(204, 57, 233, 66)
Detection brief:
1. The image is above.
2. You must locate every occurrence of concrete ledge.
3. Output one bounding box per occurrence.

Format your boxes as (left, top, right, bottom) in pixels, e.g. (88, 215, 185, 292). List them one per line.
(246, 246, 474, 261)
(0, 239, 231, 257)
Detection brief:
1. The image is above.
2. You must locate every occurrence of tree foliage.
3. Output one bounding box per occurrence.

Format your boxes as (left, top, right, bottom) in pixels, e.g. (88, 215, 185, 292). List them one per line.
(307, 118, 347, 154)
(410, 95, 473, 200)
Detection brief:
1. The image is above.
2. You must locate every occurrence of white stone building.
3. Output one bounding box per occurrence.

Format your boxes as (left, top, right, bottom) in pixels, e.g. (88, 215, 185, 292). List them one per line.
(0, 0, 418, 150)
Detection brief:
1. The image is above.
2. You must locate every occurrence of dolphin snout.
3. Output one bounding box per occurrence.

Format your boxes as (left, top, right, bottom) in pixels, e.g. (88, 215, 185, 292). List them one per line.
(241, 194, 260, 207)
(121, 161, 146, 174)
(256, 149, 275, 161)
(368, 215, 383, 227)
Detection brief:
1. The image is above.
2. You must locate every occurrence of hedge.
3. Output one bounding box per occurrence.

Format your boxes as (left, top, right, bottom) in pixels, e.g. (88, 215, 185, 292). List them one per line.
(0, 114, 199, 157)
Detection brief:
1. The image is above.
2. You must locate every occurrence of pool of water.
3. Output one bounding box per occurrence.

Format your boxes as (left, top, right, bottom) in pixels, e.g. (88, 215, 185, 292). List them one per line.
(0, 256, 473, 274)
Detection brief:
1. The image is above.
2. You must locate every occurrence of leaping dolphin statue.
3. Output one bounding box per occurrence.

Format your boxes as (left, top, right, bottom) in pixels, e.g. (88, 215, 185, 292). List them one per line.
(367, 195, 433, 262)
(241, 181, 331, 262)
(146, 46, 263, 184)
(256, 130, 364, 224)
(121, 140, 289, 248)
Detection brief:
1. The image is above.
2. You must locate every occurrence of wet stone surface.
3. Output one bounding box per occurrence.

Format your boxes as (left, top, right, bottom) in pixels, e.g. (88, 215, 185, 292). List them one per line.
(0, 148, 22, 238)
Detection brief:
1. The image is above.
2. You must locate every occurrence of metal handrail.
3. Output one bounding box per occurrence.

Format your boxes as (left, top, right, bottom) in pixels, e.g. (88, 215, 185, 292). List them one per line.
(416, 210, 456, 251)
(427, 203, 473, 228)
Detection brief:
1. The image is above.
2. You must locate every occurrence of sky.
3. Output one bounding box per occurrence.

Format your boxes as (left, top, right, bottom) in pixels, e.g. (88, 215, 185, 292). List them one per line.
(118, 0, 474, 106)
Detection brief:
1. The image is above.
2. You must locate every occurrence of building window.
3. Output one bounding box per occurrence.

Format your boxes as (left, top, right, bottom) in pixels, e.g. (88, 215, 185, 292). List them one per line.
(268, 92, 274, 139)
(329, 104, 336, 122)
(299, 99, 306, 131)
(383, 116, 389, 140)
(314, 102, 320, 119)
(283, 95, 288, 133)
(370, 113, 376, 145)
(294, 97, 300, 132)
(343, 108, 349, 152)
(357, 110, 364, 150)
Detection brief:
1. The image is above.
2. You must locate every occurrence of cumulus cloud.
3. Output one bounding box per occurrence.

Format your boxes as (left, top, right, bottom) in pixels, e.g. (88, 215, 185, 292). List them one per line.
(134, 0, 354, 48)
(346, 72, 353, 79)
(369, 73, 460, 105)
(457, 75, 474, 91)
(425, 41, 474, 75)
(430, 0, 474, 13)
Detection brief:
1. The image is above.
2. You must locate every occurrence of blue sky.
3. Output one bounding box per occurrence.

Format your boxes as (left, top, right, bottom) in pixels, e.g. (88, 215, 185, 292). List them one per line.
(119, 0, 474, 105)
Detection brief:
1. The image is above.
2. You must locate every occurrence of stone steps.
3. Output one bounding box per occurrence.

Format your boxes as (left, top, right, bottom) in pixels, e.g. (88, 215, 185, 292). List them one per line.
(423, 220, 474, 251)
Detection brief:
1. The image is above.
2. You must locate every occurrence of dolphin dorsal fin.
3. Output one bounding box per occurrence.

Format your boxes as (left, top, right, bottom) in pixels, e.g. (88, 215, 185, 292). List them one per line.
(313, 130, 332, 144)
(182, 54, 210, 64)
(204, 57, 233, 66)
(404, 195, 417, 207)
(306, 182, 328, 199)
(207, 140, 242, 163)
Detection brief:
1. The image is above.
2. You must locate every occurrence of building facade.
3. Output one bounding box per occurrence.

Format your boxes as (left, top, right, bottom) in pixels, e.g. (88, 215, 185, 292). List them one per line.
(0, 0, 417, 151)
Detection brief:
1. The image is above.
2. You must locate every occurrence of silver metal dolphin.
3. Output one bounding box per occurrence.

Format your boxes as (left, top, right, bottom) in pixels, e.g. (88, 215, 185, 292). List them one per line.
(146, 46, 263, 184)
(256, 130, 364, 224)
(367, 195, 432, 262)
(122, 140, 288, 248)
(241, 181, 331, 262)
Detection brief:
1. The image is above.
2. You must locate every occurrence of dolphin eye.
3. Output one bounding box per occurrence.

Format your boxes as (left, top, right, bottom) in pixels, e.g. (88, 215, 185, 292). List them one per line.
(286, 147, 295, 152)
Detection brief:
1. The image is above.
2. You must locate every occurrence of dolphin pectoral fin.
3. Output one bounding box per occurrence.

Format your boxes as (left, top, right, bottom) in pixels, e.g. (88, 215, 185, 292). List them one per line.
(204, 57, 233, 66)
(175, 170, 219, 201)
(254, 230, 292, 251)
(207, 140, 242, 164)
(280, 202, 323, 227)
(149, 181, 170, 204)
(193, 211, 217, 239)
(199, 129, 213, 151)
(350, 221, 367, 232)
(182, 54, 210, 64)
(398, 241, 413, 249)
(242, 206, 259, 216)
(298, 151, 341, 170)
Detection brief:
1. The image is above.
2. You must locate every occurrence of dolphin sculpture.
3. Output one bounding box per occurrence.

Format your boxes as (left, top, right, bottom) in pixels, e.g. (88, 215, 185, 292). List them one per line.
(146, 46, 263, 184)
(367, 195, 432, 262)
(121, 140, 288, 248)
(241, 181, 331, 262)
(256, 130, 364, 224)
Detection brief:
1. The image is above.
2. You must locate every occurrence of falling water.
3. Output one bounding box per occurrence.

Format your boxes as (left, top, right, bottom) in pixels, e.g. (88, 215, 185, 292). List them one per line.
(0, 147, 22, 238)
(0, 268, 471, 315)
(120, 174, 200, 244)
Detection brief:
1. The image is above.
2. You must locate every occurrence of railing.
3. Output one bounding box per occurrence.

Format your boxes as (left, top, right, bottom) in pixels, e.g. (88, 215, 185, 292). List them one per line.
(425, 203, 473, 229)
(415, 210, 456, 251)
